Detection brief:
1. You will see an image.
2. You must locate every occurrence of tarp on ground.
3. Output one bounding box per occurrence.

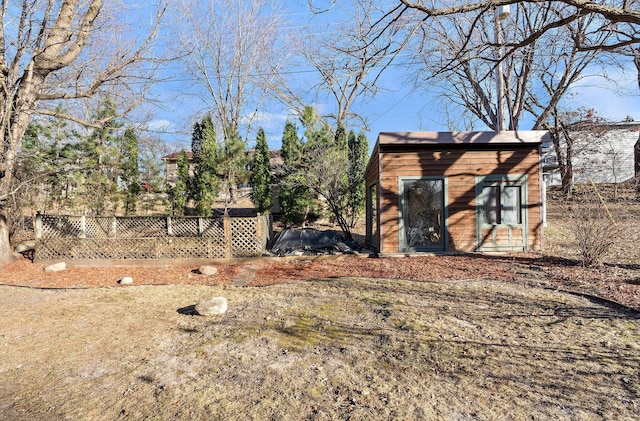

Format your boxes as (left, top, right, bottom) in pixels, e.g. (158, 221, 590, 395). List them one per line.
(270, 228, 352, 256)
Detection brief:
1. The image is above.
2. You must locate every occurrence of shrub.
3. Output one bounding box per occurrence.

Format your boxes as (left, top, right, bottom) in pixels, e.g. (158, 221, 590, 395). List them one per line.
(566, 192, 621, 267)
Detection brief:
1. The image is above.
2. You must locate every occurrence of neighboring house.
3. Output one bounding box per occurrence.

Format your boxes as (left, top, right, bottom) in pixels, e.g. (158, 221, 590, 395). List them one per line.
(161, 151, 194, 187)
(543, 120, 640, 186)
(365, 131, 549, 254)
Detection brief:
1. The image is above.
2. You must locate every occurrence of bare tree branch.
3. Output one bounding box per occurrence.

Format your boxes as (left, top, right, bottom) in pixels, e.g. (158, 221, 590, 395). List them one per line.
(400, 0, 640, 25)
(172, 0, 285, 138)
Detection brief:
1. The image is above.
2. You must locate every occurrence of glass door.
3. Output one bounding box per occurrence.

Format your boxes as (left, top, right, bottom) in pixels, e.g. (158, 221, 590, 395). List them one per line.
(399, 177, 446, 252)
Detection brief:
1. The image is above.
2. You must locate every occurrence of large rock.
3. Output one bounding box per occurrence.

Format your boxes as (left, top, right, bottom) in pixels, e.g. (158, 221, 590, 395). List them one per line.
(118, 277, 134, 285)
(194, 297, 228, 316)
(44, 262, 66, 272)
(198, 265, 218, 275)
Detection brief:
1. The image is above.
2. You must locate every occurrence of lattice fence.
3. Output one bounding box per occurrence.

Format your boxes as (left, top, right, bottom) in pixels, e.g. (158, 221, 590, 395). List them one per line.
(35, 214, 272, 261)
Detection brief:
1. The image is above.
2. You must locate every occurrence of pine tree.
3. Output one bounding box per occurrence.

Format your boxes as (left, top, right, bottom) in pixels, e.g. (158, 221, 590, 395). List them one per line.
(191, 120, 203, 156)
(170, 150, 190, 216)
(278, 107, 369, 239)
(121, 128, 141, 215)
(20, 111, 81, 212)
(250, 128, 272, 214)
(279, 120, 314, 226)
(193, 115, 219, 216)
(281, 120, 299, 165)
(218, 125, 248, 209)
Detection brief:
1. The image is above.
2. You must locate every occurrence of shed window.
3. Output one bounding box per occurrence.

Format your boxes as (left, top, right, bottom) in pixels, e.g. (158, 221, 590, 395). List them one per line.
(482, 186, 499, 224)
(503, 186, 521, 224)
(481, 183, 522, 225)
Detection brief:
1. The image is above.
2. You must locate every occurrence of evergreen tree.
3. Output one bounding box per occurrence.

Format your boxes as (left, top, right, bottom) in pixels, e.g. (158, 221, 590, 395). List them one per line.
(47, 111, 80, 210)
(121, 128, 141, 215)
(17, 122, 49, 212)
(250, 128, 272, 214)
(191, 120, 203, 156)
(278, 107, 369, 239)
(279, 120, 314, 226)
(193, 115, 219, 216)
(20, 111, 80, 212)
(334, 124, 347, 150)
(281, 120, 299, 164)
(300, 105, 332, 149)
(170, 150, 190, 216)
(218, 124, 248, 209)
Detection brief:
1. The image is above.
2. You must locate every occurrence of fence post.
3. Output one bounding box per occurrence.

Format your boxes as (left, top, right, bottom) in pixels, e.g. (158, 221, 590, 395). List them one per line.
(167, 215, 173, 236)
(255, 213, 262, 253)
(224, 214, 232, 257)
(111, 217, 117, 238)
(80, 216, 86, 238)
(35, 212, 42, 240)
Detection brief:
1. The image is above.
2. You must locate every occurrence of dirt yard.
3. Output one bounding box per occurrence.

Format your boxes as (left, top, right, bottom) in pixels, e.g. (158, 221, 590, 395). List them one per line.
(1, 277, 639, 420)
(0, 194, 639, 419)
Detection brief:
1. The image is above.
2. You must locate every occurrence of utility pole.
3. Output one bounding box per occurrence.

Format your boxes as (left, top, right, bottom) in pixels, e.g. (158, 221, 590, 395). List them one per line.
(494, 5, 510, 131)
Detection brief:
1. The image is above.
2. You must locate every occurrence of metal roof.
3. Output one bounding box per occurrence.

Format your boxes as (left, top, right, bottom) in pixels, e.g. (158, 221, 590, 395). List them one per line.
(377, 131, 550, 145)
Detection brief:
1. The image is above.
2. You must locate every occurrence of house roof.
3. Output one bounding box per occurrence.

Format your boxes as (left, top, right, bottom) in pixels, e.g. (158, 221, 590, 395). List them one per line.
(565, 120, 640, 131)
(377, 131, 550, 146)
(161, 151, 194, 161)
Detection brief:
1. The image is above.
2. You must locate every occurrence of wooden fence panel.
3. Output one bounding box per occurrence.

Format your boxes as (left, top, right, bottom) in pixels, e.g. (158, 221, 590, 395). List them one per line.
(35, 213, 272, 261)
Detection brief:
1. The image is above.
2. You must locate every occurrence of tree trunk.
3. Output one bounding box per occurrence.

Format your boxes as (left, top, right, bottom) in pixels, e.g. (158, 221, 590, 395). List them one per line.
(0, 215, 17, 264)
(562, 138, 574, 198)
(549, 126, 573, 198)
(0, 72, 45, 262)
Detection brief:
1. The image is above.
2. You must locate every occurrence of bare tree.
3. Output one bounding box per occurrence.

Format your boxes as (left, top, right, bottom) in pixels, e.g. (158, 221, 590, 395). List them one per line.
(294, 2, 417, 130)
(549, 108, 610, 197)
(0, 1, 166, 263)
(411, 2, 612, 131)
(396, 0, 640, 52)
(172, 0, 286, 137)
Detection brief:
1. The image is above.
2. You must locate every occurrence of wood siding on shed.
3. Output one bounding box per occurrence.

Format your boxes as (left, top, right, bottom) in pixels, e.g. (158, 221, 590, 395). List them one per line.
(378, 146, 542, 253)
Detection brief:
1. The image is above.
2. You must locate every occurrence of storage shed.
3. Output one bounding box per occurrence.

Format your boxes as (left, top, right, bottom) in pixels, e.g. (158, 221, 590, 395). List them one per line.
(365, 131, 550, 254)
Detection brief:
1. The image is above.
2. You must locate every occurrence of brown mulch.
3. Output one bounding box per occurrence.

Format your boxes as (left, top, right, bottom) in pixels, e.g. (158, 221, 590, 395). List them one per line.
(2, 253, 639, 311)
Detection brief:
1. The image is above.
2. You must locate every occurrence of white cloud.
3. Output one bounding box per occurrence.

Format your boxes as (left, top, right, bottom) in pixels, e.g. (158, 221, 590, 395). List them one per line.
(146, 119, 173, 132)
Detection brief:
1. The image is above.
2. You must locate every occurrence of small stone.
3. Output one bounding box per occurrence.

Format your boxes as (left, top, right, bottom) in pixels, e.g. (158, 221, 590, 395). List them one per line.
(118, 277, 134, 285)
(198, 265, 218, 275)
(194, 297, 228, 316)
(44, 262, 66, 272)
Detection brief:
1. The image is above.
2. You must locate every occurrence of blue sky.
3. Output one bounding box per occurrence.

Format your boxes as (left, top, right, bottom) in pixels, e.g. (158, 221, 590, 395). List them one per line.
(143, 1, 640, 153)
